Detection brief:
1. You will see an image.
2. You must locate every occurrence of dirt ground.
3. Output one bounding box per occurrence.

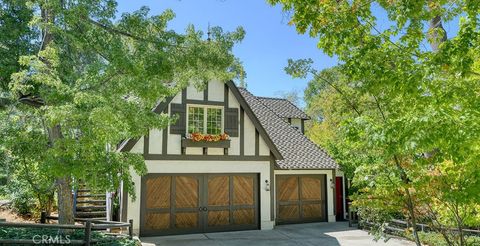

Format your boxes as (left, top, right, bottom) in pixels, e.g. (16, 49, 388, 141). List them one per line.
(0, 207, 36, 223)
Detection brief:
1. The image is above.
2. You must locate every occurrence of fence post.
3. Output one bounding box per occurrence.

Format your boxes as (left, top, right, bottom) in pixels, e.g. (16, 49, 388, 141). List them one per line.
(128, 219, 133, 239)
(40, 212, 46, 224)
(84, 221, 92, 246)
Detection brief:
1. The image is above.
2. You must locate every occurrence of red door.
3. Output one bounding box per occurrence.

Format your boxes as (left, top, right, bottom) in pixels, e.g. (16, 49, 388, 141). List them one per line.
(335, 177, 344, 221)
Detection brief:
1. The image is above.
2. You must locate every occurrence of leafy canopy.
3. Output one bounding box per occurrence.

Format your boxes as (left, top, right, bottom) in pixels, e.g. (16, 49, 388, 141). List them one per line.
(1, 0, 245, 198)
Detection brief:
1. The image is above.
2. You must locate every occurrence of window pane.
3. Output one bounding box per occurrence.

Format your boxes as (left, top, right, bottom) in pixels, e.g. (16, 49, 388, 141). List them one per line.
(207, 108, 222, 134)
(188, 107, 204, 134)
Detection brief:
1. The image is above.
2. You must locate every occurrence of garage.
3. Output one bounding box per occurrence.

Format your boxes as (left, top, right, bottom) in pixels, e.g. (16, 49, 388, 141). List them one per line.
(140, 173, 259, 236)
(276, 174, 327, 224)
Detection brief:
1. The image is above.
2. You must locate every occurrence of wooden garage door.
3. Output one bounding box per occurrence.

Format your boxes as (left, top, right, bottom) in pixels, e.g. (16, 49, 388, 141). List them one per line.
(141, 174, 258, 236)
(276, 175, 327, 224)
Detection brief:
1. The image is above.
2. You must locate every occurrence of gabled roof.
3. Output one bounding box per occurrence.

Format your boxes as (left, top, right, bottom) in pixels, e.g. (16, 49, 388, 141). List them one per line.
(256, 97, 310, 120)
(238, 88, 337, 169)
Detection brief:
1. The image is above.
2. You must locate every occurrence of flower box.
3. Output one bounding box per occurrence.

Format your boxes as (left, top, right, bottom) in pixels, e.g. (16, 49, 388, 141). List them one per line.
(181, 138, 231, 148)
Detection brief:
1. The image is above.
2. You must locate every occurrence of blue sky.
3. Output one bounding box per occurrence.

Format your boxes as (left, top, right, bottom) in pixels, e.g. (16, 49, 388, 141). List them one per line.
(116, 1, 462, 106)
(116, 0, 337, 105)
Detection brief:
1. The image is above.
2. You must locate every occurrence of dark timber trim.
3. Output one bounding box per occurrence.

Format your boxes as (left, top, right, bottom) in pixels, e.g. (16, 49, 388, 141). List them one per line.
(143, 131, 149, 156)
(118, 138, 139, 152)
(240, 107, 245, 156)
(301, 119, 305, 134)
(143, 154, 270, 161)
(332, 169, 336, 218)
(185, 100, 223, 106)
(224, 84, 229, 108)
(270, 153, 275, 221)
(227, 80, 282, 160)
(204, 83, 209, 101)
(255, 130, 259, 156)
(162, 128, 168, 155)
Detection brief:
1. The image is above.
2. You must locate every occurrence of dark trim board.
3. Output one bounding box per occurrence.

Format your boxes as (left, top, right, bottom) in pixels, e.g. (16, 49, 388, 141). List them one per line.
(240, 107, 245, 156)
(143, 154, 271, 161)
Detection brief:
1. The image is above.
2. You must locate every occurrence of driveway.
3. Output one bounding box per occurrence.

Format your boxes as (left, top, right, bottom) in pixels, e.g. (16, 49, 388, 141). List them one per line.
(141, 222, 414, 246)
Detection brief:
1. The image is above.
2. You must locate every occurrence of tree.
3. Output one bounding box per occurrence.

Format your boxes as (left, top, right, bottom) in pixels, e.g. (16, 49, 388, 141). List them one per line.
(2, 0, 244, 225)
(271, 1, 480, 245)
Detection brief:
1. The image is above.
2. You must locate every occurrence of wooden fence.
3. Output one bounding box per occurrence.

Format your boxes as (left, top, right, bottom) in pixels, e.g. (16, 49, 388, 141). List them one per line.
(0, 213, 133, 245)
(348, 203, 480, 236)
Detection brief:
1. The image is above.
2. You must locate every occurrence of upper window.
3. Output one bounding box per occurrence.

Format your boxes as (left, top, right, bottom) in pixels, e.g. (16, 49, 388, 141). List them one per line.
(187, 105, 223, 134)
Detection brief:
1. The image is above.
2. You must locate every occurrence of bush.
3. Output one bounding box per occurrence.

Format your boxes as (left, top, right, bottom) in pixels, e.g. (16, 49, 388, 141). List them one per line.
(0, 227, 140, 246)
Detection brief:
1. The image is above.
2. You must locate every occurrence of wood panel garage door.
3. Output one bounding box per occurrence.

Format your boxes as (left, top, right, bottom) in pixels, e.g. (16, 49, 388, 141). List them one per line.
(141, 174, 258, 236)
(276, 175, 327, 224)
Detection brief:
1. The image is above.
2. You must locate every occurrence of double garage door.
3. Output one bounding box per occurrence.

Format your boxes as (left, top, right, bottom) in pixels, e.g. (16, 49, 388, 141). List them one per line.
(140, 173, 259, 236)
(276, 175, 327, 224)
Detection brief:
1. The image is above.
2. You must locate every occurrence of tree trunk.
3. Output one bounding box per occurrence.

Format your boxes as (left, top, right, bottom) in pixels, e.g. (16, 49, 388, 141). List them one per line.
(56, 176, 74, 224)
(48, 124, 75, 224)
(39, 4, 75, 225)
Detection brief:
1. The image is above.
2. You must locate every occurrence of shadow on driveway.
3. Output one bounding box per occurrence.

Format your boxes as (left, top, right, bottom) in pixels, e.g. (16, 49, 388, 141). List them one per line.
(141, 222, 414, 246)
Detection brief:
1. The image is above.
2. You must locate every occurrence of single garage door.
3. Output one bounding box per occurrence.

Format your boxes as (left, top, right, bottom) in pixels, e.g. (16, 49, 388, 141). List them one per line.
(276, 174, 327, 224)
(140, 173, 259, 236)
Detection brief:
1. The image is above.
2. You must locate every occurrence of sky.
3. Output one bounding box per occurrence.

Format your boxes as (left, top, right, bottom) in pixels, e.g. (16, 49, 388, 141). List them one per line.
(115, 0, 337, 106)
(115, 1, 462, 107)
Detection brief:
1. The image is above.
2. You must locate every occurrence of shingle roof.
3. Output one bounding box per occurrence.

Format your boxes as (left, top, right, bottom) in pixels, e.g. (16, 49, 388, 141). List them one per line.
(238, 88, 338, 169)
(256, 97, 310, 120)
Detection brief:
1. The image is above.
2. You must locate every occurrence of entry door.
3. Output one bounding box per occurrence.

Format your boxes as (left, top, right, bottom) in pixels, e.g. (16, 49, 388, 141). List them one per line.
(141, 173, 258, 236)
(335, 177, 344, 221)
(276, 175, 327, 224)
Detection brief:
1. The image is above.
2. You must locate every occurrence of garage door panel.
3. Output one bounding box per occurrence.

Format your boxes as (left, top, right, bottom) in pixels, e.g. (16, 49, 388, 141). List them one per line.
(175, 176, 199, 208)
(208, 210, 230, 226)
(278, 205, 299, 220)
(277, 177, 299, 201)
(146, 176, 171, 209)
(233, 209, 255, 225)
(145, 212, 170, 230)
(302, 204, 323, 218)
(175, 212, 199, 229)
(208, 176, 229, 206)
(233, 176, 254, 205)
(300, 177, 322, 200)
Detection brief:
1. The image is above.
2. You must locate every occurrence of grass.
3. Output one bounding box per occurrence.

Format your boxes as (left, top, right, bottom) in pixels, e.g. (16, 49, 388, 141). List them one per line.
(0, 227, 140, 246)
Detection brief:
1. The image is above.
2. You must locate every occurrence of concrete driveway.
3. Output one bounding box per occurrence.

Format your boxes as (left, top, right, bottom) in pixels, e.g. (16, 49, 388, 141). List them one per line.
(141, 222, 415, 246)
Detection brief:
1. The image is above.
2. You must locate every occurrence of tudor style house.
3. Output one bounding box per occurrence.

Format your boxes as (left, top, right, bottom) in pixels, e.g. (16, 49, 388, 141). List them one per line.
(117, 80, 346, 236)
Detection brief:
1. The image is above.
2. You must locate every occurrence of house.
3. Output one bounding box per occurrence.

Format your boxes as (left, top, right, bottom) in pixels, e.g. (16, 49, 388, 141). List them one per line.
(117, 80, 346, 236)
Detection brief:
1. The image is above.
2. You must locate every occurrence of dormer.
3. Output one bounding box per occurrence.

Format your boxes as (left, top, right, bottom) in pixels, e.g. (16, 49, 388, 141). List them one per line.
(256, 97, 310, 134)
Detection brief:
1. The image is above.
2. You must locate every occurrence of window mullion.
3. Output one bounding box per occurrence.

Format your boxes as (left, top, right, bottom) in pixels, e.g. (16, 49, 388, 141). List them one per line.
(204, 106, 207, 134)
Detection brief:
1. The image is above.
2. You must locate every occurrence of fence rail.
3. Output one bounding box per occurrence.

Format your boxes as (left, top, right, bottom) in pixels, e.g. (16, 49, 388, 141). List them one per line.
(0, 212, 133, 245)
(348, 204, 480, 237)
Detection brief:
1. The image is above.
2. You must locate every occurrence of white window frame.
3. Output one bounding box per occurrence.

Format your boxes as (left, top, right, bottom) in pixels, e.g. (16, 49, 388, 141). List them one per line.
(186, 104, 224, 135)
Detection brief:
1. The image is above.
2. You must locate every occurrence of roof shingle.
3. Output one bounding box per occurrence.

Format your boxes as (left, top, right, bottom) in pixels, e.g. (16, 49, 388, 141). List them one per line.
(238, 88, 338, 169)
(256, 97, 310, 120)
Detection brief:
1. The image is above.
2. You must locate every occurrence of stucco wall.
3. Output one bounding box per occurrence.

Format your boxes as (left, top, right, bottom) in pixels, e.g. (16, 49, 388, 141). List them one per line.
(290, 118, 302, 131)
(127, 160, 274, 234)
